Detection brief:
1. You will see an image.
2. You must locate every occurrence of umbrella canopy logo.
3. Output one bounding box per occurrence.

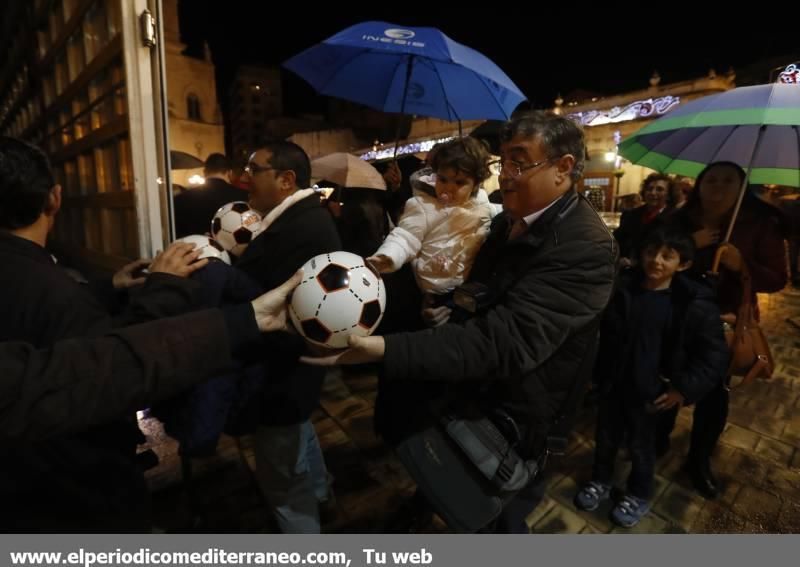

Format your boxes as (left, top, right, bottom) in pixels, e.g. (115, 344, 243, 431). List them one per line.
(385, 29, 415, 40)
(408, 82, 426, 99)
(361, 27, 425, 48)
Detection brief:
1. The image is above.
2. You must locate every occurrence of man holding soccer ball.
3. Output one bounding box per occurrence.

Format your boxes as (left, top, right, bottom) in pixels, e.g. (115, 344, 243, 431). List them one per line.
(303, 112, 617, 533)
(235, 141, 342, 534)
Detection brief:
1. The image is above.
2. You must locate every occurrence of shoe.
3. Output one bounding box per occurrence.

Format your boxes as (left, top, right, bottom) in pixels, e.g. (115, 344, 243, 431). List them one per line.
(684, 461, 719, 500)
(610, 494, 651, 528)
(574, 481, 612, 512)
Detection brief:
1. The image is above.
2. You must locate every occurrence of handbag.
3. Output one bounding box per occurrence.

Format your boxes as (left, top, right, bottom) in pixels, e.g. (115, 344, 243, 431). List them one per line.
(712, 245, 774, 387)
(394, 411, 539, 533)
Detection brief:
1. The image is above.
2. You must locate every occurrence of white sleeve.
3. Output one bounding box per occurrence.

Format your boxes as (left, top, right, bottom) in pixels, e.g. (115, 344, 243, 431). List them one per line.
(374, 197, 428, 271)
(474, 189, 502, 219)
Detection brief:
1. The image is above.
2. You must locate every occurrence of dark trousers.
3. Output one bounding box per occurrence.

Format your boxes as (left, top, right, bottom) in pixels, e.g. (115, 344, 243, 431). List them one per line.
(593, 395, 657, 499)
(657, 380, 729, 467)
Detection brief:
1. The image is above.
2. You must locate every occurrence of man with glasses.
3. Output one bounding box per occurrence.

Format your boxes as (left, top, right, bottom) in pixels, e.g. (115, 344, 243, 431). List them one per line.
(306, 111, 617, 533)
(236, 141, 341, 533)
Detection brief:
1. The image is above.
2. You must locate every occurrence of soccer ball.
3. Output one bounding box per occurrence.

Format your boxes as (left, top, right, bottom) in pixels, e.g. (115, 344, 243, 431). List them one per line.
(210, 201, 262, 257)
(289, 251, 386, 349)
(176, 234, 231, 265)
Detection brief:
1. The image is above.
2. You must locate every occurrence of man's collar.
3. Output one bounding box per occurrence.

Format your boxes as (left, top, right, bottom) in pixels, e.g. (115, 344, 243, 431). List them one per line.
(519, 196, 563, 227)
(506, 192, 567, 231)
(503, 190, 578, 242)
(259, 189, 320, 233)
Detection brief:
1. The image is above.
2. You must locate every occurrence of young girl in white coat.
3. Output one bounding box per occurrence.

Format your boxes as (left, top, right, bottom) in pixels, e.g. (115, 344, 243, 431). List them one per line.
(369, 138, 496, 306)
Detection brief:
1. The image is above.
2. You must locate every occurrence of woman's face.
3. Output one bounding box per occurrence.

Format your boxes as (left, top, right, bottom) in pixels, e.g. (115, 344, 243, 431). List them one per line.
(699, 164, 741, 214)
(642, 179, 670, 209)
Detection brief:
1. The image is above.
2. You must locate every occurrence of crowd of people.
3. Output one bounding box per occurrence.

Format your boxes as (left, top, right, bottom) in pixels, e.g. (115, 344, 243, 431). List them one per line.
(0, 106, 793, 534)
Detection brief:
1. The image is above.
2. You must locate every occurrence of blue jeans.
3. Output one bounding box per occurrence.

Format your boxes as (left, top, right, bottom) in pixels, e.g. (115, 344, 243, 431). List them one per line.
(254, 420, 330, 533)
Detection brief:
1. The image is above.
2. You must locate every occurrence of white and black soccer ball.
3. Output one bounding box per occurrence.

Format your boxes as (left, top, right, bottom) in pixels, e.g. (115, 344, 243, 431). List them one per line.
(289, 251, 386, 349)
(176, 234, 231, 265)
(210, 201, 262, 257)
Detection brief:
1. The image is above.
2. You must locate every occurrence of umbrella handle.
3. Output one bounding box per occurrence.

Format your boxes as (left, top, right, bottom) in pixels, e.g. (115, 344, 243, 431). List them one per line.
(394, 55, 416, 159)
(712, 175, 750, 274)
(721, 124, 764, 245)
(721, 175, 750, 245)
(711, 244, 729, 275)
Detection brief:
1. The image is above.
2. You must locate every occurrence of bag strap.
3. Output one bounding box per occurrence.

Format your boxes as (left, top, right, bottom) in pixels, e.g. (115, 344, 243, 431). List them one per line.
(713, 245, 767, 388)
(716, 245, 754, 337)
(736, 356, 771, 389)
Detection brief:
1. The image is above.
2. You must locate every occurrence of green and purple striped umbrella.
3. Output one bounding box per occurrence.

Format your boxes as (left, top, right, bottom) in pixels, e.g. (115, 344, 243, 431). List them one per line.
(619, 84, 800, 187)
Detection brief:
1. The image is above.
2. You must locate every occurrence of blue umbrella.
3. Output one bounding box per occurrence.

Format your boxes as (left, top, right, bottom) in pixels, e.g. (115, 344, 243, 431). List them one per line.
(283, 21, 526, 122)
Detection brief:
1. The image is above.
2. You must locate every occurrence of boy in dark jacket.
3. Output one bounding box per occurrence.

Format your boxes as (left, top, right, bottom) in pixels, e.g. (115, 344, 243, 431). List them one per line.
(574, 225, 728, 527)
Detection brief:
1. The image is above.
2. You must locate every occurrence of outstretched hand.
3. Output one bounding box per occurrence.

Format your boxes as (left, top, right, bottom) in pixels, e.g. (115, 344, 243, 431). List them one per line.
(112, 258, 151, 289)
(251, 270, 304, 333)
(366, 255, 394, 274)
(653, 387, 685, 411)
(382, 161, 402, 191)
(150, 242, 208, 278)
(300, 335, 386, 366)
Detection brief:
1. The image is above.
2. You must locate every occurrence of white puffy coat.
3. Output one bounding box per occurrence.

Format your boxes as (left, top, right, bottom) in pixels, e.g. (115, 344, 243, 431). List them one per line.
(375, 189, 496, 294)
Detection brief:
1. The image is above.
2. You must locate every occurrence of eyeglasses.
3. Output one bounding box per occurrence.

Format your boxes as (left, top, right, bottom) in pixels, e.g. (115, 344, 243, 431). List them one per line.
(488, 158, 553, 178)
(244, 162, 277, 176)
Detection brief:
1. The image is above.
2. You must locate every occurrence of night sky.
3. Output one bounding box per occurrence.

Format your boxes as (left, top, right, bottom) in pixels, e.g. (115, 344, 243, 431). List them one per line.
(179, 1, 798, 116)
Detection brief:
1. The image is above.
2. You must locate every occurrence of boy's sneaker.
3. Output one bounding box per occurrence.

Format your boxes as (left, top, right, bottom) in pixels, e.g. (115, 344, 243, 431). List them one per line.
(610, 494, 651, 528)
(574, 481, 612, 511)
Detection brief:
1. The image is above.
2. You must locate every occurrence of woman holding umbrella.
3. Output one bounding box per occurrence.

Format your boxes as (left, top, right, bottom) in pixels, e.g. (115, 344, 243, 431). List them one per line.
(658, 161, 787, 499)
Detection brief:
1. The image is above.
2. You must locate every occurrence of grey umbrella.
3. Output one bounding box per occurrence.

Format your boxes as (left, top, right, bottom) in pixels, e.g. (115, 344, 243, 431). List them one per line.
(170, 150, 204, 170)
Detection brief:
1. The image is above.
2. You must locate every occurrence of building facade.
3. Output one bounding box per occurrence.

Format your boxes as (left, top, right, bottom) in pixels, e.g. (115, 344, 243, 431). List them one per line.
(558, 71, 736, 210)
(227, 64, 283, 163)
(162, 0, 225, 187)
(0, 0, 141, 269)
(0, 0, 184, 270)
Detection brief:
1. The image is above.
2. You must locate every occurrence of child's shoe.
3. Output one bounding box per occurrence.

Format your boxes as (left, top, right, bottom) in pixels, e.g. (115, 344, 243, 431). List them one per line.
(574, 480, 612, 512)
(609, 494, 651, 528)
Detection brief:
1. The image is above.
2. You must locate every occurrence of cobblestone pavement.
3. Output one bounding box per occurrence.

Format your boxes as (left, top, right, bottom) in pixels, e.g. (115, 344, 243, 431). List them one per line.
(140, 288, 800, 533)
